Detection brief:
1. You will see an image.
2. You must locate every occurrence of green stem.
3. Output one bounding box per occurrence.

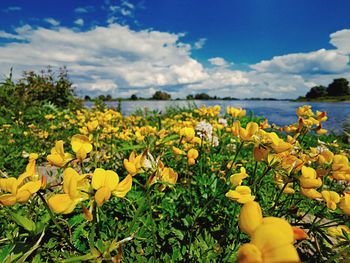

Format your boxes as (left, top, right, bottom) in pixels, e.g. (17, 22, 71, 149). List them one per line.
(270, 182, 289, 212)
(37, 191, 82, 254)
(226, 141, 244, 174)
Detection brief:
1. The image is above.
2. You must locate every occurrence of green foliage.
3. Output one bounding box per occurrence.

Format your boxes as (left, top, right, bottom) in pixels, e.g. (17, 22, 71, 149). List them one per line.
(304, 77, 350, 99)
(305, 85, 327, 98)
(327, 78, 350, 96)
(152, 90, 171, 100)
(0, 67, 81, 120)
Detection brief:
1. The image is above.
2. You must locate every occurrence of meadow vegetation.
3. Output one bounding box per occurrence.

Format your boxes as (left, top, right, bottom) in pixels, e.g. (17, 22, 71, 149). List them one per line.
(0, 70, 350, 262)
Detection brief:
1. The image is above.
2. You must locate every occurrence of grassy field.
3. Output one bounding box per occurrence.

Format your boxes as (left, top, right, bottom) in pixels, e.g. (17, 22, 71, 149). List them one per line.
(0, 102, 350, 262)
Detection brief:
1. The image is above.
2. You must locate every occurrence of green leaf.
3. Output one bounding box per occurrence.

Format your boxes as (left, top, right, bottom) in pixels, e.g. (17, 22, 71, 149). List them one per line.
(7, 210, 36, 232)
(0, 245, 15, 263)
(171, 228, 184, 241)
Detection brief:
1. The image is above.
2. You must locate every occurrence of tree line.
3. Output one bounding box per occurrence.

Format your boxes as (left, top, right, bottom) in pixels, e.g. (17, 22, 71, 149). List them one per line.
(305, 78, 350, 99)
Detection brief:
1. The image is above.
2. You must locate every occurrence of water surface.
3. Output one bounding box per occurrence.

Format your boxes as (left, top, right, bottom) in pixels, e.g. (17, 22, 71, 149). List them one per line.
(85, 100, 350, 133)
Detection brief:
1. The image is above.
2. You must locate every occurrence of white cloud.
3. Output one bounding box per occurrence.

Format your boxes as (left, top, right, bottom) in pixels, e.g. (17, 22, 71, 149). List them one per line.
(0, 24, 208, 97)
(0, 31, 23, 40)
(44, 18, 60, 27)
(330, 29, 350, 54)
(208, 57, 229, 67)
(74, 18, 84, 27)
(74, 6, 94, 13)
(0, 23, 349, 99)
(251, 49, 349, 74)
(122, 1, 135, 9)
(3, 6, 21, 12)
(194, 38, 206, 49)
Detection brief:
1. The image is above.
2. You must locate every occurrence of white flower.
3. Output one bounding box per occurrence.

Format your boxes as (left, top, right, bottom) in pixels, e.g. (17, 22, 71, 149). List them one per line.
(196, 121, 213, 140)
(218, 118, 228, 127)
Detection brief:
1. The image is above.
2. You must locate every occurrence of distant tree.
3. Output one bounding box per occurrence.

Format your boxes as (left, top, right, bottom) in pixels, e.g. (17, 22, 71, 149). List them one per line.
(194, 93, 211, 100)
(106, 94, 112, 101)
(152, 91, 171, 100)
(84, 95, 91, 101)
(98, 95, 106, 101)
(130, 94, 138, 100)
(186, 94, 194, 100)
(326, 78, 350, 96)
(305, 85, 328, 98)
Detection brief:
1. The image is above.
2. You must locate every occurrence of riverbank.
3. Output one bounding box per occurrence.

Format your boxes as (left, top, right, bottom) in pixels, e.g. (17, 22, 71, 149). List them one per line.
(295, 95, 350, 102)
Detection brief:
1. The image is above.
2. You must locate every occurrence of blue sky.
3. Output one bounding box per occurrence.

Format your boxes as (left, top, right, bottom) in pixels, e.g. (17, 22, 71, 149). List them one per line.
(1, 0, 350, 98)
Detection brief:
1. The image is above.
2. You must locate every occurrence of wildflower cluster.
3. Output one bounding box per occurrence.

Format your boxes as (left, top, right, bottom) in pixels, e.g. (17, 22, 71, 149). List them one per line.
(0, 104, 349, 261)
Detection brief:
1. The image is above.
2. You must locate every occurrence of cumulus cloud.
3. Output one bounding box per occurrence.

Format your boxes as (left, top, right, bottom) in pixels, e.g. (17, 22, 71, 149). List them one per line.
(44, 18, 60, 27)
(74, 18, 84, 27)
(208, 57, 229, 67)
(0, 31, 23, 40)
(0, 24, 208, 96)
(330, 29, 350, 54)
(251, 49, 349, 74)
(0, 23, 349, 99)
(194, 38, 206, 49)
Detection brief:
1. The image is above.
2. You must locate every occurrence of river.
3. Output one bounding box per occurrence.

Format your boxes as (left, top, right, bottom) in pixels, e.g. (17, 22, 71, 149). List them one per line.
(85, 100, 350, 133)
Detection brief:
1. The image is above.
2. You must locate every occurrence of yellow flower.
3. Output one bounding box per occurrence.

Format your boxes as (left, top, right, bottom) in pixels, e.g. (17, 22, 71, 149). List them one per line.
(296, 105, 313, 117)
(48, 168, 89, 214)
(225, 186, 255, 204)
(19, 153, 39, 181)
(328, 225, 350, 241)
(157, 167, 178, 191)
(0, 177, 41, 206)
(300, 188, 322, 199)
(231, 120, 241, 137)
(47, 140, 73, 167)
(239, 201, 263, 236)
(274, 173, 295, 194)
(315, 124, 327, 135)
(331, 154, 350, 181)
(123, 151, 145, 176)
(239, 122, 259, 141)
(226, 106, 246, 118)
(267, 132, 292, 153)
(316, 110, 327, 122)
(187, 148, 199, 165)
(87, 120, 99, 132)
(237, 201, 300, 263)
(230, 167, 249, 187)
(339, 192, 350, 215)
(71, 134, 93, 160)
(253, 146, 269, 162)
(172, 146, 183, 155)
(237, 224, 300, 263)
(321, 190, 340, 210)
(44, 114, 55, 120)
(92, 168, 132, 206)
(299, 166, 322, 189)
(179, 127, 195, 141)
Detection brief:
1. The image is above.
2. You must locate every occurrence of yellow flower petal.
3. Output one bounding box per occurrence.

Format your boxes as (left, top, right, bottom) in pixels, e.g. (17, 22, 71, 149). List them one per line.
(95, 186, 111, 206)
(237, 243, 263, 263)
(239, 201, 263, 236)
(92, 168, 119, 191)
(18, 180, 41, 194)
(262, 217, 294, 244)
(0, 194, 17, 206)
(48, 194, 78, 214)
(113, 175, 132, 197)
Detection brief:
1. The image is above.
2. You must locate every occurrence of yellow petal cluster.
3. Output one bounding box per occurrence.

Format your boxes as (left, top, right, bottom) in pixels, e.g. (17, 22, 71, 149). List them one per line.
(92, 168, 132, 206)
(237, 201, 300, 263)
